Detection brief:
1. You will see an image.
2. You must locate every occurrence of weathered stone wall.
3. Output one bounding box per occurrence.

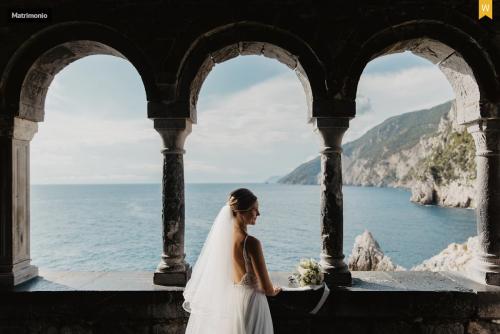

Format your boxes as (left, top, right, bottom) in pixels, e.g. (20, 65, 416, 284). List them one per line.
(0, 1, 498, 121)
(1, 2, 498, 286)
(2, 286, 500, 334)
(1, 271, 499, 334)
(1, 1, 500, 331)
(0, 290, 188, 334)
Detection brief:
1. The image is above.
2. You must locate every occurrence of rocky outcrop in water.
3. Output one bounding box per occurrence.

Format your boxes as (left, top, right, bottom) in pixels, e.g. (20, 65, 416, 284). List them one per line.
(348, 230, 406, 271)
(348, 231, 478, 272)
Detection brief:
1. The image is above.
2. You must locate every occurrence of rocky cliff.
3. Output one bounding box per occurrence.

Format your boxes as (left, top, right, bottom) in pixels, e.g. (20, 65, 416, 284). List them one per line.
(278, 100, 477, 208)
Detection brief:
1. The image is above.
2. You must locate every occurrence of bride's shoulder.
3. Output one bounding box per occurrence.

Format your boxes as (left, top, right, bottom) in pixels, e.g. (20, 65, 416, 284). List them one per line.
(245, 235, 262, 253)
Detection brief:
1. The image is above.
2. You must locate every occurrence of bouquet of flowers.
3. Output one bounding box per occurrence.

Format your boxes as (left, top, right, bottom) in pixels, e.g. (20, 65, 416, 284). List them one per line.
(288, 258, 324, 287)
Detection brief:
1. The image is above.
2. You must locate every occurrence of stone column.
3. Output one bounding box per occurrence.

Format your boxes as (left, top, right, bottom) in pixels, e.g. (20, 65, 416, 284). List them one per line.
(153, 118, 192, 286)
(468, 119, 500, 285)
(0, 117, 39, 287)
(314, 117, 352, 286)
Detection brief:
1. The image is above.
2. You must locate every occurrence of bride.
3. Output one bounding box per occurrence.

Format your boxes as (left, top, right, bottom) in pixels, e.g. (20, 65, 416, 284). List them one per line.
(183, 188, 281, 333)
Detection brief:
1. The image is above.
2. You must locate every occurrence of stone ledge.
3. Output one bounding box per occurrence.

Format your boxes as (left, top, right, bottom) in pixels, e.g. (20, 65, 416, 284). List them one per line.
(6, 270, 499, 293)
(1, 270, 499, 318)
(269, 271, 500, 318)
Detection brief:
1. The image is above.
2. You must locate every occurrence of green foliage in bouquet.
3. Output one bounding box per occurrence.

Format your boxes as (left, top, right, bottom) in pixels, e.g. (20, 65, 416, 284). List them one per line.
(288, 258, 324, 287)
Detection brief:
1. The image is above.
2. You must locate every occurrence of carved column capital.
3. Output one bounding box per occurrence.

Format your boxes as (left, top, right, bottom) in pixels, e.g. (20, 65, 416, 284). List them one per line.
(313, 117, 349, 153)
(154, 118, 192, 154)
(0, 117, 38, 141)
(467, 119, 500, 157)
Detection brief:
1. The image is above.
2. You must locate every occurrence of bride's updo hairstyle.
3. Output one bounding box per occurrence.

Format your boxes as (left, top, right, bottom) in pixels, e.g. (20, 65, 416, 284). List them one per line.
(228, 188, 257, 217)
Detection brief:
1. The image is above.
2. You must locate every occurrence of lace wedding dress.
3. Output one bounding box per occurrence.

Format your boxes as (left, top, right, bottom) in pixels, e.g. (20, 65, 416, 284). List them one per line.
(183, 205, 275, 333)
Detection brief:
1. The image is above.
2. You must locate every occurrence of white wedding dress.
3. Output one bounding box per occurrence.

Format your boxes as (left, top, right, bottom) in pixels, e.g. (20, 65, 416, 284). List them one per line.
(184, 234, 274, 334)
(231, 235, 274, 333)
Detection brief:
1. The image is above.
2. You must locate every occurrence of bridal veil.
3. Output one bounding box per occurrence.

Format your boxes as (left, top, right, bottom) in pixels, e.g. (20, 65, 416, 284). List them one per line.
(183, 204, 237, 331)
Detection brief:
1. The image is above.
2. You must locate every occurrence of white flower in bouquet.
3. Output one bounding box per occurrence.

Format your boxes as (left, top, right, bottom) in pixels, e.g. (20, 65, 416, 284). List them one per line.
(288, 258, 324, 287)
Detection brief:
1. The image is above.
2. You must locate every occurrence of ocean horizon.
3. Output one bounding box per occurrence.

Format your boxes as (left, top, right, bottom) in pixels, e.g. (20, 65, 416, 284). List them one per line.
(30, 183, 476, 272)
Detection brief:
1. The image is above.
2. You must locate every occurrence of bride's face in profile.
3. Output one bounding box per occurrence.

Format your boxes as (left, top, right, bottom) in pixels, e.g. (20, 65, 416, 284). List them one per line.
(237, 200, 260, 226)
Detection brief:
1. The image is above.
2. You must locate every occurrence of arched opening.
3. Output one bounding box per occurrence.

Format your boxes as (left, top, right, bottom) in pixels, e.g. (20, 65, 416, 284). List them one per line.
(186, 41, 314, 123)
(15, 40, 151, 122)
(30, 54, 160, 271)
(150, 24, 340, 286)
(345, 37, 482, 273)
(184, 53, 319, 271)
(0, 37, 155, 285)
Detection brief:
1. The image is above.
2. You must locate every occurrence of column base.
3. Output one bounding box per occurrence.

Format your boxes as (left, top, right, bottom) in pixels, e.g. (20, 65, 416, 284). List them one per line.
(154, 264, 191, 286)
(323, 268, 352, 287)
(0, 264, 38, 288)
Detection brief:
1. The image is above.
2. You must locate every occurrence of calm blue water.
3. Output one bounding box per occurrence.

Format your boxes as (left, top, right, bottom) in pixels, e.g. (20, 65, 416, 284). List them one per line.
(31, 184, 476, 271)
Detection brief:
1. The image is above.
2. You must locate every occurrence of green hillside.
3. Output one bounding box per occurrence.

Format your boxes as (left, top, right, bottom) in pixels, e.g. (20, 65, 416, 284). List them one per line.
(277, 100, 475, 191)
(278, 156, 321, 185)
(342, 101, 451, 161)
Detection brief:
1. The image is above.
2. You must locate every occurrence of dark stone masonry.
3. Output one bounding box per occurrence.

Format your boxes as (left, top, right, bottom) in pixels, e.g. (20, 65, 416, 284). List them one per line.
(2, 271, 500, 334)
(0, 1, 499, 333)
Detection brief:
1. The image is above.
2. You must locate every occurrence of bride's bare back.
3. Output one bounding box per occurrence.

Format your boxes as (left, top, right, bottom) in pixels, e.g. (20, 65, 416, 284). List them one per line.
(232, 233, 248, 283)
(232, 231, 280, 296)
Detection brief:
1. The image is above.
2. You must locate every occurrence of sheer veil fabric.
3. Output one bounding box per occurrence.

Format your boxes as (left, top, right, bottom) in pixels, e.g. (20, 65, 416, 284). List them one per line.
(183, 205, 274, 333)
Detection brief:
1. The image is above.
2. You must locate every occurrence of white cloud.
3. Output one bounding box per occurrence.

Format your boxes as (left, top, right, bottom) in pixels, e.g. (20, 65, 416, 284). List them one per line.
(193, 74, 311, 148)
(346, 65, 455, 143)
(185, 73, 318, 182)
(357, 66, 454, 113)
(303, 154, 319, 163)
(40, 110, 155, 146)
(31, 103, 162, 184)
(184, 161, 219, 173)
(355, 94, 373, 115)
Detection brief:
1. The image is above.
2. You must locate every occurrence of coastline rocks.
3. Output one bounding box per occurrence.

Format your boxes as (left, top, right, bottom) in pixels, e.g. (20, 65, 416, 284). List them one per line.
(348, 231, 479, 272)
(440, 183, 475, 208)
(410, 180, 436, 205)
(411, 236, 479, 272)
(410, 182, 475, 208)
(348, 230, 406, 271)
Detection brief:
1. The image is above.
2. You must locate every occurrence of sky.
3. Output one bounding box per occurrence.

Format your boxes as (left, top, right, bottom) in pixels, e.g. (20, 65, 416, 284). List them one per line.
(30, 51, 454, 184)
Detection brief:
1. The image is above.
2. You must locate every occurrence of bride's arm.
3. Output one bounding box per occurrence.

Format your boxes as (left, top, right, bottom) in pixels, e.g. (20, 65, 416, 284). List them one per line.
(247, 236, 281, 296)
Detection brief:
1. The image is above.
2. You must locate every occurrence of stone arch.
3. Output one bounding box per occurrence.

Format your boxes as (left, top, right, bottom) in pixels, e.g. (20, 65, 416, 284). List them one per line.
(342, 20, 499, 124)
(145, 22, 337, 286)
(1, 21, 157, 121)
(171, 22, 328, 122)
(334, 19, 500, 285)
(0, 22, 158, 286)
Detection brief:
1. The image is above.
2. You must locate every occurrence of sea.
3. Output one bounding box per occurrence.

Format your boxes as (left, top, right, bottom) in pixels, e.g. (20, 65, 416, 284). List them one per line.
(31, 183, 476, 272)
